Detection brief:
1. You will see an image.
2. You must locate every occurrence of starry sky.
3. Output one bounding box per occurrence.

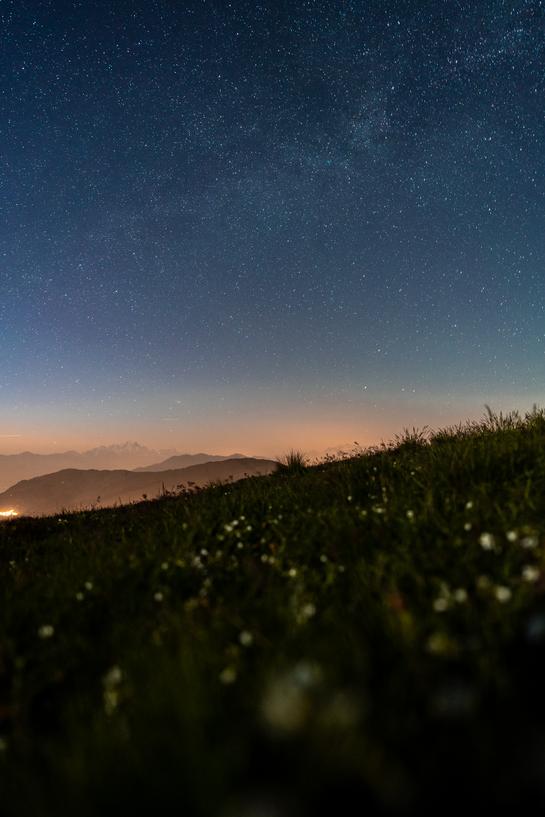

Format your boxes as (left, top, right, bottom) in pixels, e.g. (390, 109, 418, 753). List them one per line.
(1, 0, 544, 455)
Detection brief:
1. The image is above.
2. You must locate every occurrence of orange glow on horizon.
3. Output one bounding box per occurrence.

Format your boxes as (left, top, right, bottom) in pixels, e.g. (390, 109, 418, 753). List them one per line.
(0, 509, 18, 519)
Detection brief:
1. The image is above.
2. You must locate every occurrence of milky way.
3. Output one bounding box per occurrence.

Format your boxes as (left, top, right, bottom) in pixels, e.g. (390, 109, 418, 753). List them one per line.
(1, 0, 544, 452)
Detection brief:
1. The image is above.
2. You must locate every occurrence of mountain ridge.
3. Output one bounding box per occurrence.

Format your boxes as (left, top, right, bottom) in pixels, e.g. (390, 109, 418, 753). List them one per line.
(0, 457, 278, 516)
(0, 443, 242, 492)
(133, 452, 247, 472)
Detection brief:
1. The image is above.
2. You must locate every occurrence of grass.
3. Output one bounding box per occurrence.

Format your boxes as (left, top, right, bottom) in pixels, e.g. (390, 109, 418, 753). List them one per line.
(2, 407, 545, 814)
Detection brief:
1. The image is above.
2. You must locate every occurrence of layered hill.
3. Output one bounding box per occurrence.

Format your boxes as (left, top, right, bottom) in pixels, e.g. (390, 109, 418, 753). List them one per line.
(0, 457, 277, 516)
(133, 452, 246, 472)
(0, 442, 179, 492)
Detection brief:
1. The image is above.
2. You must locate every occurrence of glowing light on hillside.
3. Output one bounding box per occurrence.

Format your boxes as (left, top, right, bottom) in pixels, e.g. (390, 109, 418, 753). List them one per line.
(0, 509, 18, 519)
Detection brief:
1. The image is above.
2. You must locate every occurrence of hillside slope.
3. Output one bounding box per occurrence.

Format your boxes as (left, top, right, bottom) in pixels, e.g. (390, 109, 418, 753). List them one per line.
(1, 410, 545, 815)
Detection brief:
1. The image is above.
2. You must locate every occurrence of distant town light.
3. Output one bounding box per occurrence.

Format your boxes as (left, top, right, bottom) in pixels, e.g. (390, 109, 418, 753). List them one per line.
(0, 509, 18, 519)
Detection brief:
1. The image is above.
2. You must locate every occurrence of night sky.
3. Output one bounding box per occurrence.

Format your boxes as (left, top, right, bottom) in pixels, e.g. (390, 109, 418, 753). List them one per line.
(1, 0, 544, 455)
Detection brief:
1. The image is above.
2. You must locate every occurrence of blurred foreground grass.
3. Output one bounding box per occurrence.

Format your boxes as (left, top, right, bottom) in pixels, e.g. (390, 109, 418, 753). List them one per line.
(2, 408, 545, 815)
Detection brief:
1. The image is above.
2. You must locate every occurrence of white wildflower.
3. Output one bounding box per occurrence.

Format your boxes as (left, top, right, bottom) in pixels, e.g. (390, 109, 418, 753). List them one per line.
(102, 665, 123, 688)
(506, 530, 518, 543)
(521, 535, 539, 550)
(479, 533, 495, 550)
(495, 586, 512, 603)
(154, 591, 164, 602)
(453, 588, 468, 603)
(301, 602, 316, 620)
(239, 630, 253, 647)
(38, 625, 54, 639)
(522, 565, 540, 583)
(219, 666, 237, 685)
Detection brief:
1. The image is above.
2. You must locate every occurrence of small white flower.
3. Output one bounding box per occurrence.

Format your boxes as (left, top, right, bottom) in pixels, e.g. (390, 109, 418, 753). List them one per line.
(288, 568, 297, 578)
(495, 586, 512, 603)
(433, 598, 449, 612)
(239, 630, 253, 647)
(300, 602, 316, 621)
(219, 666, 237, 685)
(453, 588, 468, 603)
(479, 533, 495, 550)
(84, 581, 93, 591)
(522, 565, 540, 583)
(38, 624, 54, 639)
(75, 592, 84, 602)
(465, 501, 474, 510)
(506, 530, 518, 543)
(426, 632, 450, 655)
(406, 510, 415, 520)
(320, 554, 328, 563)
(161, 562, 169, 571)
(347, 495, 353, 502)
(154, 591, 164, 602)
(102, 665, 123, 688)
(521, 535, 539, 550)
(464, 522, 472, 531)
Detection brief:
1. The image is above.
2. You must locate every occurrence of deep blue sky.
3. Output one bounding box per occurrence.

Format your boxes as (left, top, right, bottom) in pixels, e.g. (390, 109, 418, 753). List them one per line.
(1, 0, 544, 453)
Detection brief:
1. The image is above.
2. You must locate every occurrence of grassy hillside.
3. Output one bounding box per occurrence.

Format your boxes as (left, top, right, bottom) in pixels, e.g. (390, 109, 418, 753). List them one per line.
(2, 408, 545, 815)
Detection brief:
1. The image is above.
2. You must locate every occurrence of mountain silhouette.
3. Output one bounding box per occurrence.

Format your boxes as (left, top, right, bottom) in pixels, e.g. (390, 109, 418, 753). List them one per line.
(133, 452, 247, 472)
(0, 442, 180, 492)
(0, 458, 277, 516)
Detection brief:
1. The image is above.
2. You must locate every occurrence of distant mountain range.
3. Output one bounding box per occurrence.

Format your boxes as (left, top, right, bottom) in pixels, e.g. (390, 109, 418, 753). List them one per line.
(0, 443, 247, 492)
(0, 458, 277, 517)
(134, 452, 246, 472)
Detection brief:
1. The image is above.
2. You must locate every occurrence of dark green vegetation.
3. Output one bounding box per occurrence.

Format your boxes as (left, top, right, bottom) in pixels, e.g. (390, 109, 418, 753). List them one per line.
(2, 408, 545, 816)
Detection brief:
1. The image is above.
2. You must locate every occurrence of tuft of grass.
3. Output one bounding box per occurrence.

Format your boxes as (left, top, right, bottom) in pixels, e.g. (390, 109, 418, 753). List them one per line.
(2, 407, 545, 813)
(276, 448, 308, 474)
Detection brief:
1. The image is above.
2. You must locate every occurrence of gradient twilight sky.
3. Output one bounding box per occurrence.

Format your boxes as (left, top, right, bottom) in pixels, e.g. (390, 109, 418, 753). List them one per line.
(1, 0, 544, 456)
